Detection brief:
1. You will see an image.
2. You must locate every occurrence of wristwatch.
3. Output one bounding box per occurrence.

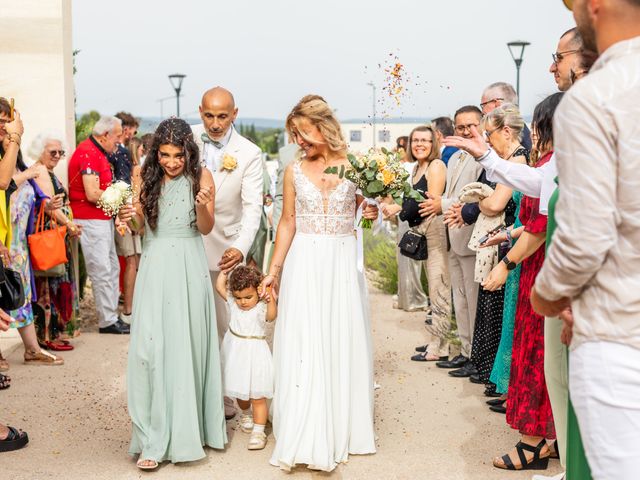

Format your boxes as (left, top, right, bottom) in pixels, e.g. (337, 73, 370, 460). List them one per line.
(502, 255, 517, 271)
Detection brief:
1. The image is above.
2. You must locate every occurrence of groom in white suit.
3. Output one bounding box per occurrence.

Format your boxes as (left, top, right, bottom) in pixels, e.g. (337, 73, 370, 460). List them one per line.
(192, 87, 263, 418)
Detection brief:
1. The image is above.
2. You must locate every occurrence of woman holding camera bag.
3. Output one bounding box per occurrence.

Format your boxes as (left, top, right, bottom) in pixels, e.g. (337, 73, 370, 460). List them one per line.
(382, 125, 452, 362)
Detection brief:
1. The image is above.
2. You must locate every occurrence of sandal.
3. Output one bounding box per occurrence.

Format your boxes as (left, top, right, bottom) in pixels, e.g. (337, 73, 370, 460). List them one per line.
(24, 349, 64, 366)
(0, 353, 9, 372)
(136, 458, 159, 470)
(0, 373, 10, 390)
(0, 426, 29, 452)
(549, 439, 560, 460)
(40, 340, 74, 352)
(493, 439, 550, 470)
(411, 351, 447, 362)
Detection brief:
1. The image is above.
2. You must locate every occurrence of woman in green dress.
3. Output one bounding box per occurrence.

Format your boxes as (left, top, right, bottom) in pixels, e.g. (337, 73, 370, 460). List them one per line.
(119, 118, 227, 470)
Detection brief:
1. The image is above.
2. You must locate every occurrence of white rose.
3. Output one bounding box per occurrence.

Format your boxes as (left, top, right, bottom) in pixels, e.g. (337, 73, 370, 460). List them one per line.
(376, 172, 384, 181)
(112, 181, 130, 193)
(100, 186, 122, 207)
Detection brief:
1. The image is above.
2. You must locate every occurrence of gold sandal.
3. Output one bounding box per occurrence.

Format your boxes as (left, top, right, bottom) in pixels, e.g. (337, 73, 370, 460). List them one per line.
(24, 349, 64, 366)
(0, 352, 9, 372)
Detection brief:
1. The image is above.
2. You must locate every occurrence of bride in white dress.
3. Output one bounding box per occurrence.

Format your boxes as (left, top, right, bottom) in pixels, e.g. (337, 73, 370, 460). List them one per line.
(261, 95, 378, 472)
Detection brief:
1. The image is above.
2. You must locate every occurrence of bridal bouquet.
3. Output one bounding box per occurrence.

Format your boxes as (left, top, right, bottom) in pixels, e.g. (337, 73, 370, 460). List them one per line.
(97, 181, 139, 230)
(326, 148, 423, 228)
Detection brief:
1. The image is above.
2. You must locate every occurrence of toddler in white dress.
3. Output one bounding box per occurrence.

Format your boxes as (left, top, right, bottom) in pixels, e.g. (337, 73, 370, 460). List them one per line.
(215, 265, 276, 450)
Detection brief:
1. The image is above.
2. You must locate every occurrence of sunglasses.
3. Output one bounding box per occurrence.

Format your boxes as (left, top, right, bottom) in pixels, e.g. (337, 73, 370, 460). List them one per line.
(48, 150, 66, 157)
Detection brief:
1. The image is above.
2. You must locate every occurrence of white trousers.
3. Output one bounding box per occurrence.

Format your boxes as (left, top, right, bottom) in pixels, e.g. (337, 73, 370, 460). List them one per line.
(570, 341, 640, 480)
(76, 219, 120, 328)
(448, 252, 478, 358)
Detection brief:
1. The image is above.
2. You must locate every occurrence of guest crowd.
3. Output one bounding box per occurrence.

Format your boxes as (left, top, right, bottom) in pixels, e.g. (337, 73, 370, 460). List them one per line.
(2, 1, 640, 478)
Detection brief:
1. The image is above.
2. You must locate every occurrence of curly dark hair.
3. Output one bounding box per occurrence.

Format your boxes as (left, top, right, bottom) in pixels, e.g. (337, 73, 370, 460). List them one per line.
(228, 265, 264, 293)
(140, 118, 202, 231)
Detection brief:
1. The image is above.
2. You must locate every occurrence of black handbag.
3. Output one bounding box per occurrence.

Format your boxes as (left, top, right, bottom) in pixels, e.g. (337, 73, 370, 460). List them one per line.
(0, 258, 25, 311)
(398, 229, 428, 261)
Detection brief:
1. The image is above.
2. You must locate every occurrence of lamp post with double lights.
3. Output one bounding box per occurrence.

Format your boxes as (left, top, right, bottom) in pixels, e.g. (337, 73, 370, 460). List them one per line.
(168, 73, 186, 117)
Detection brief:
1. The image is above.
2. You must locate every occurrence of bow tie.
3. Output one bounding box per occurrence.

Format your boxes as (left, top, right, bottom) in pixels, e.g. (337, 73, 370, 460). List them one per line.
(201, 133, 223, 149)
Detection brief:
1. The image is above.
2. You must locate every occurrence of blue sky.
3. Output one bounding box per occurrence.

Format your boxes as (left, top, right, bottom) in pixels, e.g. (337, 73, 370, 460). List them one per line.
(72, 0, 575, 122)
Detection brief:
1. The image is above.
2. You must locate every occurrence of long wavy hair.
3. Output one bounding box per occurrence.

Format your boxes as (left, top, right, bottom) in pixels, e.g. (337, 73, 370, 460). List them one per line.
(140, 118, 201, 231)
(286, 95, 347, 154)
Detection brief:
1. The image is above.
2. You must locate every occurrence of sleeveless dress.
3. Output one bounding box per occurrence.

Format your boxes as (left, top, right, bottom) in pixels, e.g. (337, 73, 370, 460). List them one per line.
(489, 190, 523, 394)
(506, 152, 556, 439)
(127, 175, 227, 463)
(270, 162, 376, 472)
(220, 297, 273, 400)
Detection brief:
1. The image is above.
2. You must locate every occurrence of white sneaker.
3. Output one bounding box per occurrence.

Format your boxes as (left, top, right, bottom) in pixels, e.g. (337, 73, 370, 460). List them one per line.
(248, 431, 267, 450)
(238, 413, 254, 433)
(532, 473, 565, 480)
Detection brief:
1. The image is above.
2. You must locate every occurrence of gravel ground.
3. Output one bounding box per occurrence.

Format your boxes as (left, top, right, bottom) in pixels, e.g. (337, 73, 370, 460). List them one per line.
(1, 285, 562, 479)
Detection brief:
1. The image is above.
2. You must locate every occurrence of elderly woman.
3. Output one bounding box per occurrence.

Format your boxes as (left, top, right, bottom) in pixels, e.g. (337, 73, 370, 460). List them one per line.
(28, 132, 82, 350)
(467, 104, 528, 398)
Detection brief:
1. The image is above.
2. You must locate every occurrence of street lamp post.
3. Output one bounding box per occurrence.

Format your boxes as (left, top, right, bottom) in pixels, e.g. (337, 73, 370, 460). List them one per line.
(168, 73, 186, 117)
(367, 82, 377, 148)
(506, 41, 530, 100)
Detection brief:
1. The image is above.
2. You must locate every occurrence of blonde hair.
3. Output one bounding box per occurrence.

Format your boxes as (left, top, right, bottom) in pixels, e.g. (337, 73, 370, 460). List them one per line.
(286, 95, 346, 153)
(481, 103, 525, 142)
(406, 125, 440, 164)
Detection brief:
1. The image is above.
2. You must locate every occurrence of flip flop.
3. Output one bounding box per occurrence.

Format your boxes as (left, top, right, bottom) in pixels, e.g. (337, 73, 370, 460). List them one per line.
(0, 426, 29, 452)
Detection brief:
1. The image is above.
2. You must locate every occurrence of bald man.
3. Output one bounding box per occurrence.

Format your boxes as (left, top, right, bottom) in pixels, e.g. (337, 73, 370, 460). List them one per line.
(192, 88, 263, 417)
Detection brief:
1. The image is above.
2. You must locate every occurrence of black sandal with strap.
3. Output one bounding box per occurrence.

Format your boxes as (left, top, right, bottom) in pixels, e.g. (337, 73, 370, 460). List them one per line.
(0, 373, 10, 390)
(494, 439, 550, 470)
(0, 426, 29, 452)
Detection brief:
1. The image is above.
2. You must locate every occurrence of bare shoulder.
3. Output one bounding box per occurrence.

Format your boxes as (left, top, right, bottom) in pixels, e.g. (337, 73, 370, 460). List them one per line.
(200, 167, 214, 185)
(428, 159, 447, 173)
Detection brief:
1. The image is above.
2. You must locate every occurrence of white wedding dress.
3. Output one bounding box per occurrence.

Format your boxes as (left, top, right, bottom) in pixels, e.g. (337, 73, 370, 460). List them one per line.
(270, 162, 376, 472)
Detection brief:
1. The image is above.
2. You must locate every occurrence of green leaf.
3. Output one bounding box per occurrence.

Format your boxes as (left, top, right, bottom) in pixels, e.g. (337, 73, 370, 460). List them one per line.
(393, 196, 403, 206)
(338, 165, 345, 179)
(381, 147, 389, 155)
(367, 180, 384, 194)
(365, 170, 376, 180)
(370, 160, 377, 171)
(347, 153, 357, 165)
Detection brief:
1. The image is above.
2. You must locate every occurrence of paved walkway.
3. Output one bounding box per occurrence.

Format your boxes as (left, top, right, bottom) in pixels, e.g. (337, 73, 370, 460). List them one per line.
(1, 289, 562, 479)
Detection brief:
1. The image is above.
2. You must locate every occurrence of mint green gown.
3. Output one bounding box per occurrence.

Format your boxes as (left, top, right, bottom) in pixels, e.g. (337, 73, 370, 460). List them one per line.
(127, 175, 227, 463)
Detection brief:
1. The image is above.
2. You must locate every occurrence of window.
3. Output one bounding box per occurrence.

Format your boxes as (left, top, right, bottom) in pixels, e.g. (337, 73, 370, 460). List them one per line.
(350, 130, 362, 142)
(378, 130, 391, 142)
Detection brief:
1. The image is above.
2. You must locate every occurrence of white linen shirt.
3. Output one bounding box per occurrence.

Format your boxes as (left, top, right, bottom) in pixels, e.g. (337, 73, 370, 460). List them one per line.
(535, 36, 640, 351)
(202, 127, 233, 172)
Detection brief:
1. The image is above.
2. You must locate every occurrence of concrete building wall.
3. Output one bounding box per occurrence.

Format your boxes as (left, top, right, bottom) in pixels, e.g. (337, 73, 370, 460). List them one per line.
(341, 121, 428, 153)
(0, 0, 75, 184)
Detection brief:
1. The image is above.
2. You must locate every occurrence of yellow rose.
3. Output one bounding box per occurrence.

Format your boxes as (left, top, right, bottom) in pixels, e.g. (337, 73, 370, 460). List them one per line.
(377, 157, 388, 171)
(221, 154, 238, 171)
(382, 169, 395, 186)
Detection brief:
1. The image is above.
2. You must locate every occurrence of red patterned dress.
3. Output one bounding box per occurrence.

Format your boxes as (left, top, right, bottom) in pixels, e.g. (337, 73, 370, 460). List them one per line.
(505, 152, 556, 439)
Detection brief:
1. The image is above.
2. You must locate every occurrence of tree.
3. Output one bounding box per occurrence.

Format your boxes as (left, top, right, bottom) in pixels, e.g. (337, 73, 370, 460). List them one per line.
(75, 110, 101, 145)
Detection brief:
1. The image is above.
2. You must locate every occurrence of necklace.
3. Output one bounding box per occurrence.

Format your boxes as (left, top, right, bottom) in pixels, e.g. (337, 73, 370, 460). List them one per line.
(505, 144, 522, 160)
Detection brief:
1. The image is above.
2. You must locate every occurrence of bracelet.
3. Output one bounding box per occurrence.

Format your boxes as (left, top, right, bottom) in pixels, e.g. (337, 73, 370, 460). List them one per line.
(474, 148, 491, 162)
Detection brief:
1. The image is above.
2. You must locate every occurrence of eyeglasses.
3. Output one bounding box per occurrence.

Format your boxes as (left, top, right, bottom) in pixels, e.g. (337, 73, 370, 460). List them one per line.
(484, 126, 502, 140)
(412, 138, 433, 144)
(479, 98, 504, 110)
(455, 123, 480, 134)
(552, 49, 581, 64)
(48, 150, 65, 158)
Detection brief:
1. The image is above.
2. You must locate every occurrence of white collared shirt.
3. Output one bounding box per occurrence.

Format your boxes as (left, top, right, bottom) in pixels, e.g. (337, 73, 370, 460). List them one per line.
(203, 127, 233, 172)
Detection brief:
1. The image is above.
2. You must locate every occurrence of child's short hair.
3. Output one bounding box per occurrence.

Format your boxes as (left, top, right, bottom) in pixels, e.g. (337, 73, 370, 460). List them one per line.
(228, 265, 264, 292)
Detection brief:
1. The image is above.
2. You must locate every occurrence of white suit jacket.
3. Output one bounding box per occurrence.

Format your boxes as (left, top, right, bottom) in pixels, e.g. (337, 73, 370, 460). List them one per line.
(192, 124, 263, 271)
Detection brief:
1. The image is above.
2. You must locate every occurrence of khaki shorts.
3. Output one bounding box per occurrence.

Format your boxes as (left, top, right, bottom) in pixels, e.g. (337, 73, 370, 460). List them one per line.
(115, 230, 142, 257)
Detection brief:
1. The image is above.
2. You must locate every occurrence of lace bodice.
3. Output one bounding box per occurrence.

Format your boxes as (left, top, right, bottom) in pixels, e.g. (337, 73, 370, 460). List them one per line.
(293, 162, 357, 235)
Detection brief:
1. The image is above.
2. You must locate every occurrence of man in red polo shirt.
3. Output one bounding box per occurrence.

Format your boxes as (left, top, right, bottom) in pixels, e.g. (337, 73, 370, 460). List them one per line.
(69, 116, 129, 334)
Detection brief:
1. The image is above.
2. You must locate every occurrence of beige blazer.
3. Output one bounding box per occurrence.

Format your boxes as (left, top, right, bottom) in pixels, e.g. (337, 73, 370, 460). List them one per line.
(441, 150, 484, 257)
(192, 124, 264, 271)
